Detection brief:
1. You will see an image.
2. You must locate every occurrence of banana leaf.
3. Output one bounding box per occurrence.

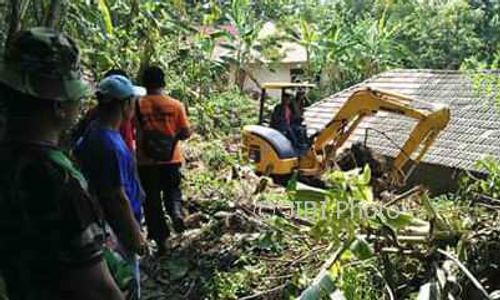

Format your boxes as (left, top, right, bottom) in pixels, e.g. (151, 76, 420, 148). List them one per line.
(97, 0, 113, 35)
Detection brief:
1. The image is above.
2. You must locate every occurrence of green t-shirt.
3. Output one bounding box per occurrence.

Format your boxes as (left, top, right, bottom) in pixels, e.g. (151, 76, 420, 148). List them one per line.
(0, 143, 105, 300)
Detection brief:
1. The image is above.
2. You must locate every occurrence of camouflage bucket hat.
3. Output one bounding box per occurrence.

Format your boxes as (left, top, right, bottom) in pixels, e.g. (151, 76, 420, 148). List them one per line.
(0, 27, 89, 102)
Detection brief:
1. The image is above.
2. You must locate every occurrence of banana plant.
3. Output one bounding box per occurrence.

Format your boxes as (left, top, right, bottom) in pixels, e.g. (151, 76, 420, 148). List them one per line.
(351, 8, 408, 77)
(283, 16, 321, 81)
(318, 19, 358, 92)
(218, 0, 265, 90)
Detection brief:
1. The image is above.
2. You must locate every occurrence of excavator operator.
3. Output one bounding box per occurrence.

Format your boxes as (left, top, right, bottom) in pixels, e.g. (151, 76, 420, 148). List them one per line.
(270, 91, 309, 155)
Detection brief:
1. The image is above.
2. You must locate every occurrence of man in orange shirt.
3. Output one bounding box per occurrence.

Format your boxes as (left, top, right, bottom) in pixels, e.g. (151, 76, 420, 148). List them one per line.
(136, 66, 191, 255)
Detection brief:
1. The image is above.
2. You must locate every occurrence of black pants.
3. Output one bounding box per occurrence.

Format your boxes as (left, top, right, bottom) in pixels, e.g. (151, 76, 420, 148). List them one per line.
(138, 164, 183, 242)
(277, 124, 310, 156)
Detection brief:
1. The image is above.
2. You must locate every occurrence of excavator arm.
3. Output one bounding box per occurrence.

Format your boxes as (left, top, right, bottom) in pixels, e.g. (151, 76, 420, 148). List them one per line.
(312, 88, 450, 185)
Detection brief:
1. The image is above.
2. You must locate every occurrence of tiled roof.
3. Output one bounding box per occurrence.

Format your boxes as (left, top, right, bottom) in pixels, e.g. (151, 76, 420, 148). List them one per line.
(304, 69, 500, 171)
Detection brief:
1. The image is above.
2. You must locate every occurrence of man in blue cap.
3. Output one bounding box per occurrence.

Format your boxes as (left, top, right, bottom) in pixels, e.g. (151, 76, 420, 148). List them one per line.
(74, 75, 147, 299)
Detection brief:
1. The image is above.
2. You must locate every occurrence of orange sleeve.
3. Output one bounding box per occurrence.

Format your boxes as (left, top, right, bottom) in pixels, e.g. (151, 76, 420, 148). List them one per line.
(176, 102, 190, 129)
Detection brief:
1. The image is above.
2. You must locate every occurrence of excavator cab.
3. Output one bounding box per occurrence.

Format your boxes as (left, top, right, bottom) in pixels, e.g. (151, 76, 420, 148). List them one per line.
(255, 82, 315, 126)
(242, 82, 315, 176)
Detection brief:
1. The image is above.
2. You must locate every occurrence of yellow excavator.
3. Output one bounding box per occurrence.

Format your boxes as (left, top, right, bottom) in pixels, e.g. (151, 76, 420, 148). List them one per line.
(241, 83, 450, 187)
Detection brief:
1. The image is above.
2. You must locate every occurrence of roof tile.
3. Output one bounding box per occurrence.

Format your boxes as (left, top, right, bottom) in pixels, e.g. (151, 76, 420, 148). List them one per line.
(305, 69, 500, 172)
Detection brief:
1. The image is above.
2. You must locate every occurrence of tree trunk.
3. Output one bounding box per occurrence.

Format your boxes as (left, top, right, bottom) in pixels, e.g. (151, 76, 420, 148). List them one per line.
(234, 65, 261, 93)
(55, 1, 67, 30)
(6, 0, 21, 48)
(5, 0, 30, 48)
(137, 37, 154, 83)
(243, 68, 261, 90)
(44, 0, 61, 28)
(304, 48, 311, 80)
(30, 0, 43, 25)
(235, 67, 246, 91)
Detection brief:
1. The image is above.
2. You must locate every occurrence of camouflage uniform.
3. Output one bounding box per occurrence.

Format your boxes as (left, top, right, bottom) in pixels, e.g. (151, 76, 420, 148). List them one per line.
(0, 28, 104, 300)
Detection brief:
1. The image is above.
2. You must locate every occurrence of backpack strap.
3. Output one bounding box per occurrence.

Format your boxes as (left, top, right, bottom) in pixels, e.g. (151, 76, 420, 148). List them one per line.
(135, 99, 144, 126)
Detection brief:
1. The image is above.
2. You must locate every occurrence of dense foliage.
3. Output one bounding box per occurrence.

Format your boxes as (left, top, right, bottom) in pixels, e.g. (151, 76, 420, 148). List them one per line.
(2, 0, 500, 108)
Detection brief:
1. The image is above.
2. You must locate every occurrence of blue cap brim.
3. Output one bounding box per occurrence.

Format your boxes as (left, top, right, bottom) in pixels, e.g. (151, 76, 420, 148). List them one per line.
(133, 86, 146, 97)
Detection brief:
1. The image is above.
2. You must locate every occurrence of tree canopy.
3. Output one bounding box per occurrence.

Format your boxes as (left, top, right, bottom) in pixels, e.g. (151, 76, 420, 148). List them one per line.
(2, 0, 499, 98)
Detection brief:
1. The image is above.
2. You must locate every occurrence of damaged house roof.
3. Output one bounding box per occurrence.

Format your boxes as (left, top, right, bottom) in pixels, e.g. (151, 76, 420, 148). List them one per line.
(304, 69, 500, 172)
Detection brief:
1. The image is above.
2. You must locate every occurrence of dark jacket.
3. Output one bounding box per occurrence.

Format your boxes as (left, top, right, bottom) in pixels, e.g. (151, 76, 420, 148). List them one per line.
(270, 103, 302, 131)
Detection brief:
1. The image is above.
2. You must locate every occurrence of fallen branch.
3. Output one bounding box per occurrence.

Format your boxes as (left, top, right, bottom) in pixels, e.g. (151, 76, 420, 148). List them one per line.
(238, 283, 287, 300)
(234, 206, 272, 229)
(256, 255, 295, 263)
(476, 202, 500, 210)
(384, 186, 424, 207)
(380, 247, 425, 256)
(368, 265, 396, 300)
(361, 231, 458, 244)
(473, 192, 500, 207)
(289, 245, 328, 267)
(262, 274, 294, 281)
(298, 241, 353, 299)
(437, 249, 491, 300)
(182, 280, 196, 299)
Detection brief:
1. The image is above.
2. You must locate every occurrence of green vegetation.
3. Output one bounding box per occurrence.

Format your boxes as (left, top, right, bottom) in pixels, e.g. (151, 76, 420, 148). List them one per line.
(2, 0, 500, 101)
(161, 133, 500, 299)
(131, 121, 498, 299)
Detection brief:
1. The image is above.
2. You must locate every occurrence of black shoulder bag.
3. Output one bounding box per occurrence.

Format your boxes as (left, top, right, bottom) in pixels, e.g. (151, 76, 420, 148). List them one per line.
(135, 100, 178, 161)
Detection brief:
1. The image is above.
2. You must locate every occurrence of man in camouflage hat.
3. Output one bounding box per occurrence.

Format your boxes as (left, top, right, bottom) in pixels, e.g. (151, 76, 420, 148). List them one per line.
(0, 28, 124, 299)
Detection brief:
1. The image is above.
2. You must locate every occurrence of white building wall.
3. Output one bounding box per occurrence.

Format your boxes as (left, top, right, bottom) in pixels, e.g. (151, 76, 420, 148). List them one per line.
(243, 64, 299, 99)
